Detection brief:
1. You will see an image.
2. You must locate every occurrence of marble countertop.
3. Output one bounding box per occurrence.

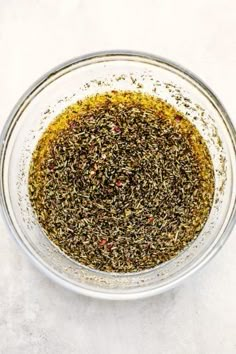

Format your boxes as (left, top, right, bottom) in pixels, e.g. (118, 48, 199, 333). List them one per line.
(0, 1, 235, 353)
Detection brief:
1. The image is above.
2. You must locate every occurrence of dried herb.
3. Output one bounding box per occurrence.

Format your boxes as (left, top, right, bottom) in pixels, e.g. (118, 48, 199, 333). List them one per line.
(29, 91, 214, 272)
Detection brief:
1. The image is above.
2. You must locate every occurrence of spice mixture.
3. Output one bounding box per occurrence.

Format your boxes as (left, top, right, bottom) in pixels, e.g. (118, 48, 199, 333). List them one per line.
(29, 91, 214, 272)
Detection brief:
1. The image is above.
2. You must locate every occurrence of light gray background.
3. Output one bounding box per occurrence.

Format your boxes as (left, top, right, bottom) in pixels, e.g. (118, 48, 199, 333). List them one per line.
(0, 1, 236, 353)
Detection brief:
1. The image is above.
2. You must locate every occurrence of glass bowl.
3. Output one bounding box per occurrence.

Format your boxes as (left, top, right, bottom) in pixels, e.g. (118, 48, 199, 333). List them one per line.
(0, 51, 235, 300)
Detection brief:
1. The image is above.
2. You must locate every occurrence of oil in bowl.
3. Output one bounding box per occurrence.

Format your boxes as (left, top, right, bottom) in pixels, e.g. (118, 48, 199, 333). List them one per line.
(28, 90, 214, 273)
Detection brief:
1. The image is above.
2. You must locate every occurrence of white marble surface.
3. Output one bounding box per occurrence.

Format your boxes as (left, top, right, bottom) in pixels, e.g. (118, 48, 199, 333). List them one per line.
(0, 1, 236, 353)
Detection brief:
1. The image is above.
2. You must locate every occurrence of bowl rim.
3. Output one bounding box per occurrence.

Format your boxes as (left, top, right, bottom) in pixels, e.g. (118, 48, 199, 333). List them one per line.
(0, 50, 236, 300)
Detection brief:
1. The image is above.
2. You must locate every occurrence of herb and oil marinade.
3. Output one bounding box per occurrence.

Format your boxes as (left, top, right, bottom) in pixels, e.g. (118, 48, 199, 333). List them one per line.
(29, 91, 214, 272)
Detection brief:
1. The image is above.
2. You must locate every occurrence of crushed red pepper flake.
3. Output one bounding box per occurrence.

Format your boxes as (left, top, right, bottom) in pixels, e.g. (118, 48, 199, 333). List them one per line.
(147, 216, 154, 223)
(175, 114, 183, 122)
(115, 180, 123, 187)
(99, 239, 107, 247)
(113, 126, 121, 133)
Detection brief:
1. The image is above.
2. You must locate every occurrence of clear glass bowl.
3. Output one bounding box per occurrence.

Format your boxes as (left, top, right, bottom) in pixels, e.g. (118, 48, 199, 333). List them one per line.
(0, 51, 235, 300)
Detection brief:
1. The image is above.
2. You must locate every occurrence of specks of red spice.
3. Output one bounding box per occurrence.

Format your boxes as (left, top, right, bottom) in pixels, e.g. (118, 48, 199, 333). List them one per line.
(99, 239, 107, 247)
(147, 216, 154, 223)
(113, 126, 121, 133)
(107, 243, 113, 251)
(175, 114, 182, 122)
(69, 120, 78, 129)
(116, 180, 122, 187)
